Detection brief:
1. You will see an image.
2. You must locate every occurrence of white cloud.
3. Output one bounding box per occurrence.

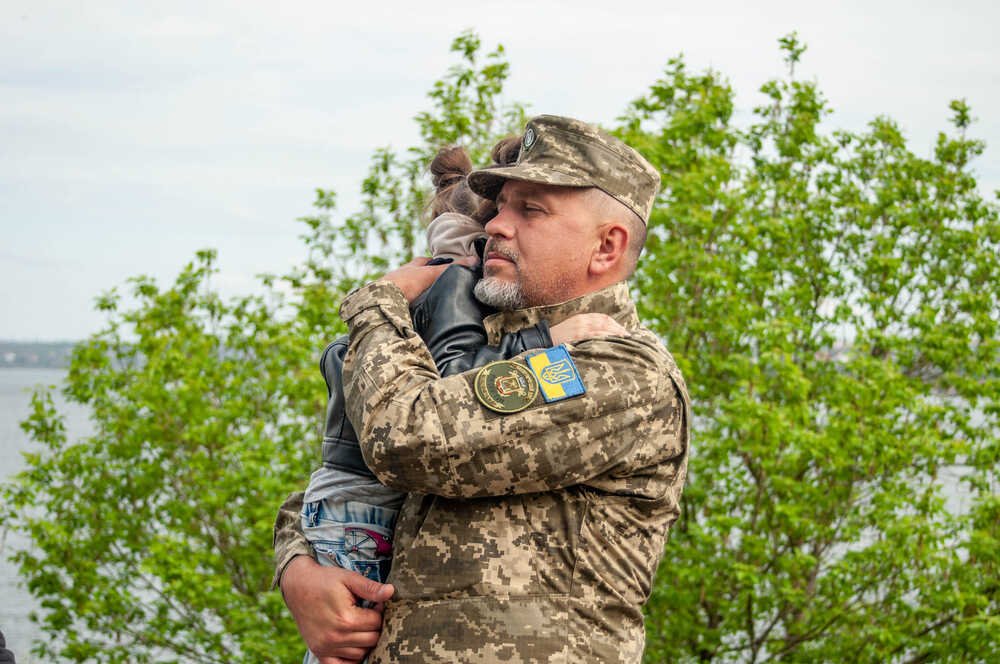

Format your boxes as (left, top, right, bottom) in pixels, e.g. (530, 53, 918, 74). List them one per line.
(2, 0, 998, 339)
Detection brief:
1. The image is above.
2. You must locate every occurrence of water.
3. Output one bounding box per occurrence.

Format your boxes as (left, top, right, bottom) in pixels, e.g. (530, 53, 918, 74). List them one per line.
(1, 368, 91, 664)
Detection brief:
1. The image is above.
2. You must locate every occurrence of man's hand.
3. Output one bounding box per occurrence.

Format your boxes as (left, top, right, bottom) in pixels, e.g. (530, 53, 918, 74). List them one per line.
(382, 256, 478, 303)
(280, 556, 395, 663)
(550, 313, 628, 345)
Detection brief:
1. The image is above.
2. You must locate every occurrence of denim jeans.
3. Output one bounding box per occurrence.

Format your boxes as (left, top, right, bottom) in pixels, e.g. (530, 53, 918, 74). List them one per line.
(301, 497, 399, 664)
(302, 496, 399, 583)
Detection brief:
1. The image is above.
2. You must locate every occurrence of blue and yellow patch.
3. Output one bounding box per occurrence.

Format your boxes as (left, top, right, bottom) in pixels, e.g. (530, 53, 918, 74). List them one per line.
(526, 345, 586, 403)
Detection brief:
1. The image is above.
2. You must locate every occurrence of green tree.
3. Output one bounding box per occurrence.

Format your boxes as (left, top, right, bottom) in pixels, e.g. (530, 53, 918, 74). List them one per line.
(6, 252, 318, 663)
(3, 31, 997, 663)
(621, 34, 999, 662)
(0, 31, 523, 663)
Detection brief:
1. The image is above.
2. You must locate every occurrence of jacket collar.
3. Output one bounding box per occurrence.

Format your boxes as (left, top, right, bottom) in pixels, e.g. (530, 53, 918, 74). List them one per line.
(483, 281, 639, 344)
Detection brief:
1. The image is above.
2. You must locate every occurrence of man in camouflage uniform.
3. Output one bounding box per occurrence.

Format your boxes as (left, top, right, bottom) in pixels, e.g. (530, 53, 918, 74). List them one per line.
(275, 115, 690, 663)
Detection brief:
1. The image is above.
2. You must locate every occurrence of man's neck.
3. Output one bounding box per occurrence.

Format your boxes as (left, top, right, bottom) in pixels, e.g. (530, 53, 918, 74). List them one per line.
(483, 281, 639, 343)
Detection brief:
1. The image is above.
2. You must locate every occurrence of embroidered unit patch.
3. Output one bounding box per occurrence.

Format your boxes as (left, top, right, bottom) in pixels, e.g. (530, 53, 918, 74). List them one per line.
(526, 345, 586, 403)
(474, 360, 539, 414)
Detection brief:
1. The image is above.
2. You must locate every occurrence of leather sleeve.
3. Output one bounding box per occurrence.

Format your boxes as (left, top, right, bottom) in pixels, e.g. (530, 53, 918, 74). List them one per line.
(318, 338, 370, 477)
(410, 264, 552, 376)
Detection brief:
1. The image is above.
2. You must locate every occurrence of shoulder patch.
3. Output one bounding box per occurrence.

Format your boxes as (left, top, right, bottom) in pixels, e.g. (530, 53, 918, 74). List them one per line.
(473, 360, 539, 414)
(526, 345, 586, 403)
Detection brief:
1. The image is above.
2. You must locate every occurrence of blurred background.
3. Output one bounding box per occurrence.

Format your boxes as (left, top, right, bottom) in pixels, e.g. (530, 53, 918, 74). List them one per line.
(2, 2, 998, 662)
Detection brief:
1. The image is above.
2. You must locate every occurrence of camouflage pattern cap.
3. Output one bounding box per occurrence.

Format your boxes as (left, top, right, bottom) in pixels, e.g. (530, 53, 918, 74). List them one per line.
(467, 114, 661, 223)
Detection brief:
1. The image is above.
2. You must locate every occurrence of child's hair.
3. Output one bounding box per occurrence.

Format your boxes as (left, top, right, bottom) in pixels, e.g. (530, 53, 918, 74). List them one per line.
(427, 137, 526, 224)
(429, 147, 482, 220)
(491, 135, 522, 167)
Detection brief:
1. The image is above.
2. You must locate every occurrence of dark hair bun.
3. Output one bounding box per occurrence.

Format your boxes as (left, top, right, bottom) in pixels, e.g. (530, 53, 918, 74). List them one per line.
(491, 136, 522, 166)
(430, 147, 473, 193)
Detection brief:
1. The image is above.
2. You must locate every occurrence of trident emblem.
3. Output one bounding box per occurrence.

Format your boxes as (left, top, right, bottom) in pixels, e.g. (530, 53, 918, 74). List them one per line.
(495, 372, 527, 396)
(540, 360, 574, 384)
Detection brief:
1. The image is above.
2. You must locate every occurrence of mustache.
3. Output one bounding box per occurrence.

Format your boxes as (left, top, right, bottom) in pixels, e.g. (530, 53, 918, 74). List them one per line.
(484, 240, 518, 263)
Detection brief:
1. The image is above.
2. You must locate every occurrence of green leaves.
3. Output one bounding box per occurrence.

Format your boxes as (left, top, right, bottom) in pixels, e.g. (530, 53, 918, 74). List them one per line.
(2, 30, 996, 663)
(631, 35, 998, 664)
(416, 31, 526, 167)
(0, 33, 527, 663)
(334, 30, 526, 281)
(4, 249, 322, 662)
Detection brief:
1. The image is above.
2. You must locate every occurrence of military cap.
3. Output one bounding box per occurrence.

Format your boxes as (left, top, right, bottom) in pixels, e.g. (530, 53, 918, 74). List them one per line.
(467, 114, 661, 223)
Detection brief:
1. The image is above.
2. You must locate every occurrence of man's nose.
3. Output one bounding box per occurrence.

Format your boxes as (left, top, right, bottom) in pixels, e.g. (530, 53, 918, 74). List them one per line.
(484, 206, 514, 238)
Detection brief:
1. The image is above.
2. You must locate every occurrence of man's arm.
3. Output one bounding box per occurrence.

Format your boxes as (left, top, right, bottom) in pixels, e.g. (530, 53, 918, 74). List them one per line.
(271, 491, 312, 589)
(280, 557, 392, 664)
(341, 280, 687, 499)
(274, 492, 394, 663)
(272, 259, 570, 659)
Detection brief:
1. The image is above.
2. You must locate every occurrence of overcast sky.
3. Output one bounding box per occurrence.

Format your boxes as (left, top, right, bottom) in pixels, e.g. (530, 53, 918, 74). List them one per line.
(2, 0, 997, 341)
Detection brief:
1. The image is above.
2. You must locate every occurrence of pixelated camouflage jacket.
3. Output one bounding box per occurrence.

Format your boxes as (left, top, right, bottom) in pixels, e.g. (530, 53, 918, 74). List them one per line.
(332, 278, 690, 663)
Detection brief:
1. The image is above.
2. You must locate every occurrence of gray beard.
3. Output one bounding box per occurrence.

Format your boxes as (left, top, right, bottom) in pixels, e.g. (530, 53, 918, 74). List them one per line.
(474, 276, 527, 311)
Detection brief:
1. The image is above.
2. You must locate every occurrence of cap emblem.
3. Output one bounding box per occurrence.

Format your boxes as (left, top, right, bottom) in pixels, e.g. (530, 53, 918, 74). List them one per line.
(522, 127, 536, 151)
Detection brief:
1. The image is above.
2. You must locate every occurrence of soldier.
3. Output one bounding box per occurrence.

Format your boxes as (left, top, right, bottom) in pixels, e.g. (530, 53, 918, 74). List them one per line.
(275, 114, 690, 663)
(294, 143, 617, 664)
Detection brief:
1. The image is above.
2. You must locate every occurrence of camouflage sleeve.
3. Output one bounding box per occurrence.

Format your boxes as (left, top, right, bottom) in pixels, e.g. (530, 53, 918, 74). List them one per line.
(271, 490, 313, 590)
(341, 280, 686, 499)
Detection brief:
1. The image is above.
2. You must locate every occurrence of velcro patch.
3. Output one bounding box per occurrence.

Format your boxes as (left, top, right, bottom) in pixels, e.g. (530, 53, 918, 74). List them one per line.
(473, 360, 540, 414)
(525, 345, 586, 403)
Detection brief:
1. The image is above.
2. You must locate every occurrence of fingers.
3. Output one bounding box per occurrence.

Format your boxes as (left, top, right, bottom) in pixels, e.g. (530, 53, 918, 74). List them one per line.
(343, 574, 395, 604)
(318, 651, 369, 664)
(601, 318, 628, 336)
(305, 608, 381, 649)
(317, 626, 381, 650)
(305, 615, 381, 658)
(341, 606, 386, 634)
(383, 257, 456, 302)
(421, 255, 478, 268)
(580, 313, 627, 336)
(281, 560, 387, 658)
(550, 313, 629, 345)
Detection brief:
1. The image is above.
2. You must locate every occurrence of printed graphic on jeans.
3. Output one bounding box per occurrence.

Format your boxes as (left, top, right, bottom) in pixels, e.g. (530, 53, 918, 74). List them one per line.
(301, 498, 399, 584)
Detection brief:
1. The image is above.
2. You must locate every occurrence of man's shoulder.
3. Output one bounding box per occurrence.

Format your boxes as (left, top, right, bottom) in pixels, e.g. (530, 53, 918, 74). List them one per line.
(554, 326, 683, 406)
(585, 323, 677, 370)
(630, 326, 682, 369)
(612, 326, 691, 408)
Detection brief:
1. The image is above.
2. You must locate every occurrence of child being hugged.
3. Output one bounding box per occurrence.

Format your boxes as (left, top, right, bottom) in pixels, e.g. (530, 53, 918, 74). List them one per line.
(299, 143, 553, 663)
(298, 141, 619, 664)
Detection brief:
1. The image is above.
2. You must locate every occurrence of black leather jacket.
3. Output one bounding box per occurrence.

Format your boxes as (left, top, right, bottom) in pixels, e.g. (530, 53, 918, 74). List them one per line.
(0, 629, 15, 664)
(320, 264, 552, 479)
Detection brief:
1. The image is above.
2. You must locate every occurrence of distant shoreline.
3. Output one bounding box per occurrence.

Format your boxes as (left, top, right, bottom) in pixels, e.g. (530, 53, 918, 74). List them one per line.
(0, 341, 76, 369)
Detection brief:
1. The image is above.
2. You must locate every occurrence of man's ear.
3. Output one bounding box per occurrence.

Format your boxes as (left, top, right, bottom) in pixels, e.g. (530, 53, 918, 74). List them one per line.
(589, 223, 629, 277)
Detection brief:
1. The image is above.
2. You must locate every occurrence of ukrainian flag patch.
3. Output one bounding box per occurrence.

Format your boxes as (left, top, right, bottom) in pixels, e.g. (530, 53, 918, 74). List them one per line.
(526, 344, 586, 403)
